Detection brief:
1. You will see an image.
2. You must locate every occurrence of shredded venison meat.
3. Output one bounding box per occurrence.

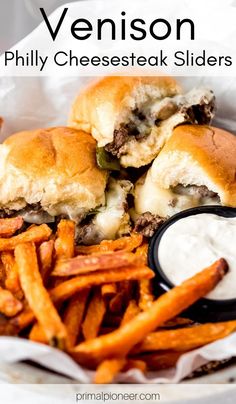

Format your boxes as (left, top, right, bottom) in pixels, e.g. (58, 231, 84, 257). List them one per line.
(180, 96, 216, 125)
(105, 91, 216, 159)
(134, 212, 165, 238)
(193, 185, 218, 199)
(174, 184, 219, 200)
(105, 127, 130, 157)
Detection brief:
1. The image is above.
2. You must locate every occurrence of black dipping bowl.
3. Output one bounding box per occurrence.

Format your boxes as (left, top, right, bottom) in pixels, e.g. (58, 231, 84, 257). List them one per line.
(148, 206, 236, 323)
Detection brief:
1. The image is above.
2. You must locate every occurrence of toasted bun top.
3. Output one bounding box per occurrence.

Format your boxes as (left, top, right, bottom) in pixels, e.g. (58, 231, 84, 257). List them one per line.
(150, 125, 236, 207)
(0, 127, 108, 217)
(68, 76, 181, 147)
(134, 125, 236, 218)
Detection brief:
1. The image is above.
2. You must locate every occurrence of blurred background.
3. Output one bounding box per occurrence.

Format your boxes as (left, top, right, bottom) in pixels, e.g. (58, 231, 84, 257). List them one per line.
(0, 0, 81, 52)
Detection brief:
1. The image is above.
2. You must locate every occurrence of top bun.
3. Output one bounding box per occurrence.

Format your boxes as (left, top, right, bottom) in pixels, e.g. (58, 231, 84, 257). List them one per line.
(68, 76, 215, 168)
(68, 76, 181, 147)
(0, 127, 108, 218)
(134, 125, 236, 217)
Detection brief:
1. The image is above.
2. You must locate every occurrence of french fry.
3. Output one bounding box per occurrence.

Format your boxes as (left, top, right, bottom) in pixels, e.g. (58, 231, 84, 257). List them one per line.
(52, 251, 142, 277)
(108, 281, 134, 314)
(50, 266, 154, 304)
(0, 286, 23, 317)
(82, 289, 106, 340)
(76, 233, 143, 255)
(109, 292, 124, 314)
(100, 233, 143, 252)
(135, 320, 236, 353)
(0, 224, 52, 251)
(121, 300, 140, 326)
(72, 259, 228, 361)
(134, 351, 184, 371)
(38, 240, 54, 283)
(124, 359, 147, 373)
(29, 323, 47, 344)
(101, 283, 117, 300)
(10, 268, 148, 330)
(64, 289, 89, 348)
(161, 317, 194, 329)
(0, 315, 18, 336)
(1, 251, 23, 298)
(135, 243, 148, 265)
(94, 358, 126, 384)
(138, 279, 154, 311)
(120, 280, 134, 308)
(0, 259, 5, 287)
(10, 306, 35, 331)
(55, 220, 75, 260)
(0, 217, 24, 237)
(15, 242, 67, 349)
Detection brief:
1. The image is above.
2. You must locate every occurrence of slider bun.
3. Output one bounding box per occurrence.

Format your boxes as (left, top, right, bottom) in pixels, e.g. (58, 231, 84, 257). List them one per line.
(68, 76, 181, 165)
(135, 125, 236, 217)
(0, 127, 108, 217)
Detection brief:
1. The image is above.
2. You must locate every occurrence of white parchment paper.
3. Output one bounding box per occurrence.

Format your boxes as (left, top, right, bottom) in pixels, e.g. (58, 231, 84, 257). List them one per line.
(1, 0, 236, 384)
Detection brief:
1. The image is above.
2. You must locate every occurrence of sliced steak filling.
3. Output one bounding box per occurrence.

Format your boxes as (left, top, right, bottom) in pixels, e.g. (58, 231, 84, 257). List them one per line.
(105, 89, 216, 159)
(134, 212, 165, 238)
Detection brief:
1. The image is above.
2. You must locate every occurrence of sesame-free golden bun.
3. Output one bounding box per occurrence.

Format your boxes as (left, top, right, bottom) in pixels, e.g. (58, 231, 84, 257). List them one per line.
(134, 125, 236, 217)
(68, 76, 181, 167)
(0, 127, 108, 219)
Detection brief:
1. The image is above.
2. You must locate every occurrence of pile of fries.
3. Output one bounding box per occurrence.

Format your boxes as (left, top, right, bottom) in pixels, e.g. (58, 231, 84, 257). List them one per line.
(0, 217, 235, 383)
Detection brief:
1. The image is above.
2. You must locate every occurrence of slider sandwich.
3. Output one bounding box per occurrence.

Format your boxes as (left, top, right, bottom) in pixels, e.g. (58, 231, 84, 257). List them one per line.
(69, 76, 215, 168)
(0, 127, 132, 244)
(134, 125, 236, 235)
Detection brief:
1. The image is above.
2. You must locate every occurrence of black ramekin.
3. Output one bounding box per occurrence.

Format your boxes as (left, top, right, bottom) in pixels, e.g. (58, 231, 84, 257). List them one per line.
(148, 206, 236, 322)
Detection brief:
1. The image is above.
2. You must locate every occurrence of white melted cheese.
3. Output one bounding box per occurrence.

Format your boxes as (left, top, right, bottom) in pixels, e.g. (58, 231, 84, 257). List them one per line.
(93, 178, 132, 240)
(158, 213, 236, 300)
(134, 172, 219, 218)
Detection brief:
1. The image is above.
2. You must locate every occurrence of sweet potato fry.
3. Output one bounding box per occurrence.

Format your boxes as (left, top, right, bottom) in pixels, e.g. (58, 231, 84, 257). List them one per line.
(10, 307, 35, 331)
(121, 300, 140, 326)
(94, 358, 126, 384)
(0, 315, 18, 336)
(120, 280, 134, 307)
(135, 320, 236, 353)
(82, 289, 106, 340)
(55, 220, 75, 260)
(76, 233, 143, 255)
(15, 242, 67, 349)
(135, 243, 148, 265)
(38, 240, 54, 283)
(161, 317, 194, 329)
(72, 259, 228, 361)
(134, 351, 184, 371)
(52, 251, 142, 277)
(0, 217, 24, 237)
(138, 279, 154, 311)
(108, 281, 134, 314)
(1, 251, 22, 298)
(109, 292, 124, 314)
(101, 283, 117, 300)
(0, 286, 23, 317)
(64, 289, 89, 348)
(0, 260, 5, 287)
(124, 359, 147, 373)
(0, 224, 52, 251)
(29, 323, 47, 344)
(50, 266, 154, 304)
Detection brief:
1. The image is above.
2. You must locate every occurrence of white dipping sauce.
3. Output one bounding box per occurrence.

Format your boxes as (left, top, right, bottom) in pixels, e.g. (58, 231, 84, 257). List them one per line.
(158, 213, 236, 300)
